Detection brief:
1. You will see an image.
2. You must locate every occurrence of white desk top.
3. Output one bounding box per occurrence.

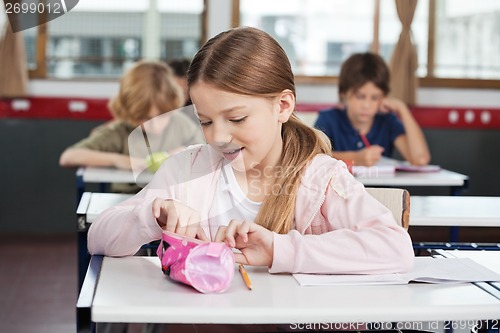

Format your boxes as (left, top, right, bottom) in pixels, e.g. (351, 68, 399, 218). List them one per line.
(91, 256, 500, 324)
(77, 192, 133, 223)
(357, 169, 468, 187)
(411, 196, 500, 227)
(77, 167, 154, 185)
(77, 166, 468, 188)
(79, 193, 500, 227)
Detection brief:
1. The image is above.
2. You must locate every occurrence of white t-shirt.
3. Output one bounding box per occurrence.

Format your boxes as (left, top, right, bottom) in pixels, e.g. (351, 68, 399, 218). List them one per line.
(207, 162, 261, 239)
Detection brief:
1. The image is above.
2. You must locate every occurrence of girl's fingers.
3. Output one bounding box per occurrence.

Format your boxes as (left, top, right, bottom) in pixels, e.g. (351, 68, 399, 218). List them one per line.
(152, 200, 204, 238)
(214, 225, 227, 243)
(236, 221, 251, 243)
(164, 205, 178, 233)
(224, 220, 240, 247)
(175, 222, 187, 236)
(185, 214, 200, 238)
(196, 227, 210, 242)
(152, 198, 162, 218)
(224, 220, 251, 247)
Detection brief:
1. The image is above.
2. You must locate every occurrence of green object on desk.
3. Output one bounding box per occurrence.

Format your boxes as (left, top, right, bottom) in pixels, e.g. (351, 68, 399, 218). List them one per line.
(145, 152, 169, 173)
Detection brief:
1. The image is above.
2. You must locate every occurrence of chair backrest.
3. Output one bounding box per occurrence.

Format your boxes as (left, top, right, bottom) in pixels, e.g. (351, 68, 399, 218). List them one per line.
(365, 187, 410, 230)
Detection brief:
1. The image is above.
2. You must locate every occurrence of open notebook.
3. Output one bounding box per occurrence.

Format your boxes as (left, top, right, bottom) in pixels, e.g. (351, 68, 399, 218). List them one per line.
(352, 157, 440, 176)
(293, 257, 500, 286)
(395, 163, 441, 173)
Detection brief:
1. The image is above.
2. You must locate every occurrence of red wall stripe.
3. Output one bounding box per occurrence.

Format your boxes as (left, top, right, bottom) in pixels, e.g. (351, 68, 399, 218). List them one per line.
(0, 97, 112, 121)
(1, 97, 500, 129)
(296, 103, 500, 129)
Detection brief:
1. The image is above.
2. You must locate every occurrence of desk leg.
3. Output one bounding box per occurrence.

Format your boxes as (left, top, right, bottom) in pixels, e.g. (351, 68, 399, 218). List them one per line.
(450, 178, 469, 196)
(77, 255, 103, 333)
(76, 170, 85, 202)
(78, 230, 90, 291)
(448, 181, 469, 242)
(99, 182, 110, 193)
(449, 227, 459, 243)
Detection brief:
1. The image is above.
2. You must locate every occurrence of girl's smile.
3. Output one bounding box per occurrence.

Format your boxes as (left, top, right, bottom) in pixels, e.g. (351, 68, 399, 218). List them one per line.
(221, 147, 244, 161)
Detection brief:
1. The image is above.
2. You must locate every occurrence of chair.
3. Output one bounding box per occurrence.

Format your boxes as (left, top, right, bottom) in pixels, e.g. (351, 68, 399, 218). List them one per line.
(365, 187, 410, 230)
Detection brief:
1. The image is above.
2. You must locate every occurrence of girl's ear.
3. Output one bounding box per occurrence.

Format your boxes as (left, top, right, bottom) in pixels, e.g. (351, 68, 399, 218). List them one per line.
(277, 89, 295, 123)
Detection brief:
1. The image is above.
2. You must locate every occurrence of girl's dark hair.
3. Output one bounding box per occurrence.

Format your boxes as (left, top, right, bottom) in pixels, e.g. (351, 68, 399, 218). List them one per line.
(187, 27, 331, 234)
(338, 52, 390, 99)
(167, 58, 191, 77)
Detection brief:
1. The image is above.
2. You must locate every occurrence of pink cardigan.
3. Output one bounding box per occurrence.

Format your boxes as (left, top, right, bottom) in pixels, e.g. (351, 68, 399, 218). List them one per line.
(88, 144, 414, 274)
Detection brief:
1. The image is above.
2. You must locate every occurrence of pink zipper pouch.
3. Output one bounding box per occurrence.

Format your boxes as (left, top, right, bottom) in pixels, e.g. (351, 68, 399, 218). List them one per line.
(156, 231, 235, 293)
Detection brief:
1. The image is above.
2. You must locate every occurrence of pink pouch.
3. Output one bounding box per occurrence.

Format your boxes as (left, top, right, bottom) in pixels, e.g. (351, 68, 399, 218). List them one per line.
(156, 231, 235, 293)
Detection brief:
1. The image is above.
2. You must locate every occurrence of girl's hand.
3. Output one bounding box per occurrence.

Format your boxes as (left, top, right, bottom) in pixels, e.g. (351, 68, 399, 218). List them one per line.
(215, 220, 274, 267)
(152, 198, 209, 241)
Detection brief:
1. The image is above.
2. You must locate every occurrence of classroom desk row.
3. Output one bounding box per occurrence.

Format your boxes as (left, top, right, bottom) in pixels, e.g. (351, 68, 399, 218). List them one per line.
(76, 164, 470, 197)
(78, 192, 500, 228)
(77, 250, 500, 331)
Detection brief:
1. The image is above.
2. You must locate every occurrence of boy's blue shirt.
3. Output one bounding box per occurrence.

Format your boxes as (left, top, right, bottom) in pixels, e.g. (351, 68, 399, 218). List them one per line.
(314, 107, 405, 157)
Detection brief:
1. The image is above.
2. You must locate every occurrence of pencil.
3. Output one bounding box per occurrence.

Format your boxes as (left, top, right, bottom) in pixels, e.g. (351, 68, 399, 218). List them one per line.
(360, 133, 371, 147)
(239, 264, 252, 290)
(140, 124, 154, 160)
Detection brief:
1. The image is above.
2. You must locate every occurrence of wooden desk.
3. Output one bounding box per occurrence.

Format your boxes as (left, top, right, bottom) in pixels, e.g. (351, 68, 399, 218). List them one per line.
(81, 256, 500, 325)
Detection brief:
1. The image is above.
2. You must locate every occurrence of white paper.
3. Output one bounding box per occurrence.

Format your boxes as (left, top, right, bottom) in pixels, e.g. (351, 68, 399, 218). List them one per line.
(352, 165, 395, 177)
(293, 257, 500, 286)
(395, 163, 441, 173)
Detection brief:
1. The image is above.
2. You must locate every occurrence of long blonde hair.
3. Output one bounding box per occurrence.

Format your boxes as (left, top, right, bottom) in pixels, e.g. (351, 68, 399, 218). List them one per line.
(188, 27, 331, 234)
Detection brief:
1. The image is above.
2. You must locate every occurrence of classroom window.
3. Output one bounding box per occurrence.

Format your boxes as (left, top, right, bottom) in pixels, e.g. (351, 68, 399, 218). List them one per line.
(238, 0, 500, 87)
(24, 0, 204, 79)
(23, 27, 38, 71)
(158, 2, 203, 62)
(239, 0, 429, 77)
(434, 0, 500, 79)
(240, 0, 375, 76)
